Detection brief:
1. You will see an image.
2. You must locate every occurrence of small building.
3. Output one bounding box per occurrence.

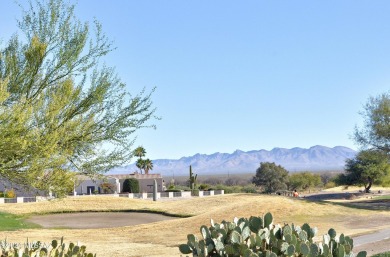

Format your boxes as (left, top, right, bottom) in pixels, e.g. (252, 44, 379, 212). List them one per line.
(74, 175, 120, 195)
(73, 173, 165, 195)
(109, 173, 165, 193)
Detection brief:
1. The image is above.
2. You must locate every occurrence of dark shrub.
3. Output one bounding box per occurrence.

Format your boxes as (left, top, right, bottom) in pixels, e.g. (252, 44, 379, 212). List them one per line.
(122, 178, 140, 193)
(164, 189, 182, 192)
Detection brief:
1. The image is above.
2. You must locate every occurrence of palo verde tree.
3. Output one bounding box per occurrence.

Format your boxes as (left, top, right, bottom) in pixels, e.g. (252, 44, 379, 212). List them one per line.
(252, 162, 289, 193)
(354, 92, 390, 154)
(0, 0, 157, 196)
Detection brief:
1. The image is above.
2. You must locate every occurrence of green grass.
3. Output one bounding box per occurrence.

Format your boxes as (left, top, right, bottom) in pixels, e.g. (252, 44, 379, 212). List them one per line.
(372, 252, 390, 257)
(373, 195, 390, 200)
(0, 212, 41, 231)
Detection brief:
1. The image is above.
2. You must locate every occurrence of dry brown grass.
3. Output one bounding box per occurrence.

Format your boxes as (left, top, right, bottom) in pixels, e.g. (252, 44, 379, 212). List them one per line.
(0, 194, 389, 257)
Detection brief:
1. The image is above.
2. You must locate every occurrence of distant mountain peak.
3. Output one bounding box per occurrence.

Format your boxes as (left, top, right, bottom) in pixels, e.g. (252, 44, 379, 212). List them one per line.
(107, 145, 356, 176)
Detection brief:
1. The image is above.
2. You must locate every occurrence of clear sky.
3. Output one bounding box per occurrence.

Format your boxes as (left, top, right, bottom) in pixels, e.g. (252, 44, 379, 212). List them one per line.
(1, 1, 390, 161)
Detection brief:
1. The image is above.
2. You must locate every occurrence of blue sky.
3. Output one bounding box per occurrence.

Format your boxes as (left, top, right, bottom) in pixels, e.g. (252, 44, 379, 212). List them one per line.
(1, 1, 390, 161)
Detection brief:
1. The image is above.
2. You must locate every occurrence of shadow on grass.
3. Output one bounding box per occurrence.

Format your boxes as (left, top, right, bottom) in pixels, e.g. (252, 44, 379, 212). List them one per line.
(331, 200, 390, 211)
(301, 197, 390, 211)
(26, 209, 193, 218)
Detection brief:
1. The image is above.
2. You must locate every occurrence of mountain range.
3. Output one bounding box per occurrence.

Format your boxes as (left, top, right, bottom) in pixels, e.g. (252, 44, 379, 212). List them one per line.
(107, 145, 357, 176)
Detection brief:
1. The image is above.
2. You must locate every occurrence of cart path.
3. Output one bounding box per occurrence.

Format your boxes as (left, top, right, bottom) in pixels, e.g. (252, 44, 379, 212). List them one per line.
(353, 228, 390, 246)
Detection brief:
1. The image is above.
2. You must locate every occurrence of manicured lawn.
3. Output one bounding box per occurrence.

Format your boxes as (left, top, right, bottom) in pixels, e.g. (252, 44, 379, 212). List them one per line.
(373, 195, 390, 200)
(0, 212, 40, 231)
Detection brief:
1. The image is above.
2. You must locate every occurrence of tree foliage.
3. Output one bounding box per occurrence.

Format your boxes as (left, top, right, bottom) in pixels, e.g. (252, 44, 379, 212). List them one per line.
(133, 146, 153, 174)
(136, 159, 145, 174)
(252, 162, 289, 193)
(347, 92, 390, 192)
(0, 0, 156, 196)
(122, 178, 140, 193)
(133, 146, 146, 160)
(288, 172, 322, 191)
(100, 182, 116, 194)
(339, 150, 390, 192)
(142, 158, 153, 174)
(354, 92, 390, 154)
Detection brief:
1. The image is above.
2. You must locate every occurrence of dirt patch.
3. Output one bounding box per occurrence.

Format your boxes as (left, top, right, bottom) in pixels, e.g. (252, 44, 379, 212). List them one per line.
(27, 212, 178, 229)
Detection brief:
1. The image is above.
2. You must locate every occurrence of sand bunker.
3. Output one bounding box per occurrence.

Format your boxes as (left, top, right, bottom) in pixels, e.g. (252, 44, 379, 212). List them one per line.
(27, 212, 177, 229)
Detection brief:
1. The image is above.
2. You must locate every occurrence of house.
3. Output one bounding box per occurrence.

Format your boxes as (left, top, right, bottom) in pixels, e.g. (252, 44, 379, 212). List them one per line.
(73, 173, 165, 195)
(109, 173, 165, 193)
(1, 172, 165, 196)
(74, 175, 120, 195)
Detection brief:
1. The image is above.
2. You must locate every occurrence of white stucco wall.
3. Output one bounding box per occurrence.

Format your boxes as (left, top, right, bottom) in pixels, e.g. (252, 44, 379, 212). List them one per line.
(74, 177, 120, 195)
(119, 178, 164, 193)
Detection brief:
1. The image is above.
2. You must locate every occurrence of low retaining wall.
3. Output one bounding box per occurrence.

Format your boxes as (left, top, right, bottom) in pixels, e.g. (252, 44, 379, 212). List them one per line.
(118, 190, 224, 199)
(0, 196, 55, 204)
(0, 190, 225, 204)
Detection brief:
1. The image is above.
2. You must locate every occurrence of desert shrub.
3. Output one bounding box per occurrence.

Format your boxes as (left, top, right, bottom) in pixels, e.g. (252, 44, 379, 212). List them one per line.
(198, 184, 210, 190)
(174, 185, 191, 191)
(100, 182, 116, 194)
(241, 184, 258, 193)
(174, 178, 190, 187)
(179, 212, 367, 257)
(122, 178, 140, 193)
(191, 189, 200, 196)
(225, 177, 252, 186)
(167, 179, 176, 190)
(0, 237, 96, 257)
(288, 172, 323, 192)
(202, 177, 224, 185)
(164, 189, 182, 192)
(214, 184, 242, 194)
(210, 184, 260, 194)
(225, 177, 241, 186)
(324, 181, 336, 189)
(5, 189, 16, 198)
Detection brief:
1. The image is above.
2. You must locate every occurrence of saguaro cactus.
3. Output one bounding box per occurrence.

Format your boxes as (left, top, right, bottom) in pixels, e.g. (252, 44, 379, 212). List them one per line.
(189, 165, 197, 190)
(153, 179, 157, 201)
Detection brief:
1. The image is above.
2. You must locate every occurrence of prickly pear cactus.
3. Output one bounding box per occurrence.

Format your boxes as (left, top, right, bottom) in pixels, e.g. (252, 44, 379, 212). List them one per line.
(0, 237, 97, 257)
(179, 212, 367, 257)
